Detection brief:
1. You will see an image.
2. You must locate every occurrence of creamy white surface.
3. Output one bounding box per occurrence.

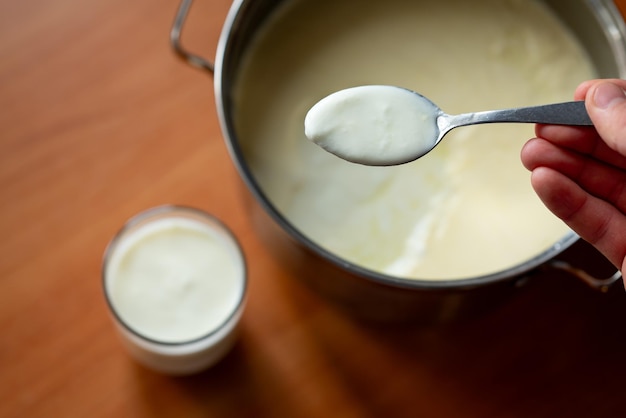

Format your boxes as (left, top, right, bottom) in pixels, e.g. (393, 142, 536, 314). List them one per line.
(233, 0, 595, 279)
(106, 217, 244, 343)
(305, 86, 439, 165)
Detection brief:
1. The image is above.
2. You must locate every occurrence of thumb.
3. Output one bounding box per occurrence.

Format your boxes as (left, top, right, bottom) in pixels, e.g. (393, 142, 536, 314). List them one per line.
(586, 81, 626, 157)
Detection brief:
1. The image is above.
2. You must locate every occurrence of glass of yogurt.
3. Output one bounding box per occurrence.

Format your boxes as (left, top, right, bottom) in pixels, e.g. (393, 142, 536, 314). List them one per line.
(102, 205, 247, 375)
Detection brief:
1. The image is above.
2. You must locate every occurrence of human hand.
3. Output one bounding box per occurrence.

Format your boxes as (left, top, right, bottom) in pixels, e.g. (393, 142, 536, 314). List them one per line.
(520, 79, 626, 277)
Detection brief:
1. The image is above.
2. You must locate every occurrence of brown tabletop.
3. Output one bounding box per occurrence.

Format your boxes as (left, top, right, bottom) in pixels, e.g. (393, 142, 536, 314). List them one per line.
(2, 0, 626, 417)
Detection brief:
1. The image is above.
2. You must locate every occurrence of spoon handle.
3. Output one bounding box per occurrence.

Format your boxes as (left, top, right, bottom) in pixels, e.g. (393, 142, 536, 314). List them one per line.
(447, 101, 592, 129)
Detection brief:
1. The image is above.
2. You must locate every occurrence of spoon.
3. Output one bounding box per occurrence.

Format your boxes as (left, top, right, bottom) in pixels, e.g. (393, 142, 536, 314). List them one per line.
(304, 85, 592, 166)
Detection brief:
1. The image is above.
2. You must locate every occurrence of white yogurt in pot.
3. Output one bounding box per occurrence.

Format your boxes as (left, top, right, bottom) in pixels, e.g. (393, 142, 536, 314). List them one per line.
(233, 0, 595, 280)
(103, 206, 246, 375)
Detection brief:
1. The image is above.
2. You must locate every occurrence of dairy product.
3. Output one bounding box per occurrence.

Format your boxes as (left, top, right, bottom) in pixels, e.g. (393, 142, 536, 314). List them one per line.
(103, 207, 246, 374)
(305, 86, 439, 165)
(234, 0, 595, 279)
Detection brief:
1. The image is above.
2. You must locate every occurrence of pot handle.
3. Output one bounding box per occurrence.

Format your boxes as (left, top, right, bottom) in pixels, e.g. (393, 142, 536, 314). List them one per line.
(547, 260, 622, 292)
(170, 0, 215, 74)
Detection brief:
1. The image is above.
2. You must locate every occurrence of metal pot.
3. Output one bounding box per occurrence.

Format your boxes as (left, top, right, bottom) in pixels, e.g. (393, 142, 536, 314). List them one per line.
(171, 0, 624, 322)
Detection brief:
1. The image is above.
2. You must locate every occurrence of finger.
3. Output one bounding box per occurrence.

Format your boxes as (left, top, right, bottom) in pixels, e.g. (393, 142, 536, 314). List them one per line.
(575, 79, 626, 101)
(533, 124, 626, 170)
(585, 80, 626, 157)
(530, 166, 626, 270)
(521, 138, 626, 213)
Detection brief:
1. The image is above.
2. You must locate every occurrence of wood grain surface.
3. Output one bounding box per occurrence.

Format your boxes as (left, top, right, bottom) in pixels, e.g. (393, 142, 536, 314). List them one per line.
(2, 0, 626, 417)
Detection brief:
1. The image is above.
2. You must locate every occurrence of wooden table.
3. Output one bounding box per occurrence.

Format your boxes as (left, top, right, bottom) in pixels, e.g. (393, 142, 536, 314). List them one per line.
(2, 0, 626, 416)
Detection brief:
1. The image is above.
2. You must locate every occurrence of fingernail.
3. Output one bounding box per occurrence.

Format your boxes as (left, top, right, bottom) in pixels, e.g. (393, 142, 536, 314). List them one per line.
(592, 82, 626, 109)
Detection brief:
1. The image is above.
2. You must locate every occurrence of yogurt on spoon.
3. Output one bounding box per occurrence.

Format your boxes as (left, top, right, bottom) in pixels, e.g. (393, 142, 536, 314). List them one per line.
(304, 85, 439, 166)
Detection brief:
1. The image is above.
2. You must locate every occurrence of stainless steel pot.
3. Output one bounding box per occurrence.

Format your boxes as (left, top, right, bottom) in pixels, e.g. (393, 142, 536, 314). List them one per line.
(171, 0, 624, 322)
